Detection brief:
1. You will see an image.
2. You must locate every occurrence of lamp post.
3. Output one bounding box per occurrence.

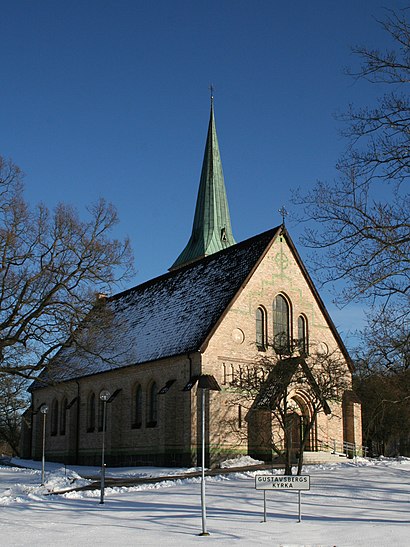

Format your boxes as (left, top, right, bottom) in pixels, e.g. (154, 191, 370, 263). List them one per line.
(99, 389, 111, 505)
(197, 375, 221, 536)
(40, 404, 49, 485)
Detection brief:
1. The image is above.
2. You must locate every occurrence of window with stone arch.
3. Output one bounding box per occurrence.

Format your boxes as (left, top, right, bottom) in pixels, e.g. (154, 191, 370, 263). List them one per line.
(147, 381, 158, 428)
(297, 314, 308, 355)
(273, 294, 291, 354)
(256, 306, 267, 350)
(132, 383, 143, 429)
(87, 392, 96, 432)
(60, 397, 68, 435)
(51, 398, 59, 436)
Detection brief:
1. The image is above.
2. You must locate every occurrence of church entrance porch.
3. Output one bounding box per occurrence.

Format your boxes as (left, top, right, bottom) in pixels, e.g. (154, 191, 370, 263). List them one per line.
(247, 390, 318, 463)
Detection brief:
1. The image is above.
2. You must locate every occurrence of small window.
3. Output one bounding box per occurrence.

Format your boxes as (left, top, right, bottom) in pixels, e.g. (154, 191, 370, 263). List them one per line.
(132, 384, 142, 429)
(147, 382, 158, 428)
(223, 364, 236, 386)
(273, 294, 291, 354)
(60, 398, 68, 435)
(256, 307, 267, 350)
(87, 392, 96, 432)
(51, 399, 59, 436)
(297, 315, 308, 355)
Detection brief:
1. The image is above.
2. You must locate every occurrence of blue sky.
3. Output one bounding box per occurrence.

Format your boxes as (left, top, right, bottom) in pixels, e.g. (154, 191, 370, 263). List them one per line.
(1, 0, 405, 346)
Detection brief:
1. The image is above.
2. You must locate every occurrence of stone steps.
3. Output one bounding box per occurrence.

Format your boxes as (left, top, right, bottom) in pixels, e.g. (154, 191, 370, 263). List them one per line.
(302, 450, 348, 463)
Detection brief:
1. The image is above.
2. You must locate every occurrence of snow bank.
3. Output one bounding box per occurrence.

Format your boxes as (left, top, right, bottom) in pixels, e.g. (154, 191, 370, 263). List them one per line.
(0, 466, 91, 504)
(220, 455, 264, 468)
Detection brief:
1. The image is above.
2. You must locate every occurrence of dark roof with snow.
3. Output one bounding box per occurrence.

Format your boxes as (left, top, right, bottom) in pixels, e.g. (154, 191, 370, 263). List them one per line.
(33, 227, 280, 387)
(32, 224, 353, 389)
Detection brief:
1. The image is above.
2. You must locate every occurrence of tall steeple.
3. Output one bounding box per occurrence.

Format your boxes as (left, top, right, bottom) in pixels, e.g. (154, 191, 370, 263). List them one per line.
(170, 96, 236, 270)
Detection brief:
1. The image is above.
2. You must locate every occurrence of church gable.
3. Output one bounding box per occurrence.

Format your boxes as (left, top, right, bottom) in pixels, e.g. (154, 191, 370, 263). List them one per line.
(201, 228, 351, 371)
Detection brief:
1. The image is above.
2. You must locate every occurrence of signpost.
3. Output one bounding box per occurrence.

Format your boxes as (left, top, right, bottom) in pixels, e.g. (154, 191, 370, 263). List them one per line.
(255, 475, 310, 523)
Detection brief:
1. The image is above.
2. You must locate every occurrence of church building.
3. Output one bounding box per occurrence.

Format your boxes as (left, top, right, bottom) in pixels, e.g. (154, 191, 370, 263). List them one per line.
(21, 99, 362, 467)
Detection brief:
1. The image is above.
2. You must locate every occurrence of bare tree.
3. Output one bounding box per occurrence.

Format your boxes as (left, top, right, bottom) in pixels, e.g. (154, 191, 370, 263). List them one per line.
(361, 308, 410, 375)
(0, 156, 134, 379)
(354, 364, 410, 457)
(353, 319, 410, 456)
(230, 350, 350, 475)
(293, 9, 410, 357)
(0, 374, 29, 455)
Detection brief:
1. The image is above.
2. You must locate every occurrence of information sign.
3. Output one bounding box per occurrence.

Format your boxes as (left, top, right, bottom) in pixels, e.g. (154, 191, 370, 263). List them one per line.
(255, 474, 310, 490)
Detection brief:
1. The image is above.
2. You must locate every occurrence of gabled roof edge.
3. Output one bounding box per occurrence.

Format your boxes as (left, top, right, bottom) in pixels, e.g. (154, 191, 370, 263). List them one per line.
(112, 226, 280, 303)
(281, 228, 354, 372)
(199, 226, 282, 353)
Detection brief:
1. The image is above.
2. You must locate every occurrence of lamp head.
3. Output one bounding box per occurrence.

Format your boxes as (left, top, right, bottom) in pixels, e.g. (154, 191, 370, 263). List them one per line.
(99, 389, 111, 402)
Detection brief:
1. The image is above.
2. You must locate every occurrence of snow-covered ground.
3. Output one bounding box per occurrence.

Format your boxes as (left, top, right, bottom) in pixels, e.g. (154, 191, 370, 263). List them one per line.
(0, 456, 409, 546)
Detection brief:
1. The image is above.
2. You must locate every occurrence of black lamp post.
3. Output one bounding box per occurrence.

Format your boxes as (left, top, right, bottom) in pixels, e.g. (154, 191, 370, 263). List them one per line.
(197, 375, 221, 536)
(99, 389, 111, 505)
(40, 404, 49, 485)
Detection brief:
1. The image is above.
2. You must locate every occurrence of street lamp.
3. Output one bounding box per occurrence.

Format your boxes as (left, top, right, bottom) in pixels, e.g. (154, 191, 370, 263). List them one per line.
(197, 375, 221, 536)
(99, 389, 111, 505)
(39, 404, 49, 485)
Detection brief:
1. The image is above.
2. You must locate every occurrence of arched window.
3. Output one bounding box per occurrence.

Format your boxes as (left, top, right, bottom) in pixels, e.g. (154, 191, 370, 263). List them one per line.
(51, 399, 59, 436)
(60, 398, 68, 435)
(132, 384, 142, 429)
(297, 315, 308, 355)
(147, 382, 158, 427)
(87, 392, 95, 432)
(273, 294, 291, 354)
(256, 307, 267, 350)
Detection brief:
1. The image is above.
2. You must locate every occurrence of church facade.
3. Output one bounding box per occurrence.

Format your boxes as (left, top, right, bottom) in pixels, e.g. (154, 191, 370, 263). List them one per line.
(21, 101, 362, 467)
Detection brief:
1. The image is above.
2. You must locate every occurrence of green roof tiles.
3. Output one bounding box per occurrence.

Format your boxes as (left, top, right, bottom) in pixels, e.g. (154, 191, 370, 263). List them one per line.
(170, 100, 235, 270)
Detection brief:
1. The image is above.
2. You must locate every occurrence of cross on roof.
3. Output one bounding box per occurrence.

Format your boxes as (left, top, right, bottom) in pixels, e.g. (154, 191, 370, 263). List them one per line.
(278, 206, 288, 225)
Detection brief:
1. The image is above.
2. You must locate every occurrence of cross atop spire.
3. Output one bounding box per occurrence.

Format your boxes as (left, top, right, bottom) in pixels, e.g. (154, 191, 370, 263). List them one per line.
(209, 83, 215, 103)
(170, 98, 236, 270)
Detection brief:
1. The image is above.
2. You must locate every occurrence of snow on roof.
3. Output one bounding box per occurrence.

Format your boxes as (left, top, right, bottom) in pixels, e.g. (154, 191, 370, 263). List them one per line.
(33, 227, 279, 388)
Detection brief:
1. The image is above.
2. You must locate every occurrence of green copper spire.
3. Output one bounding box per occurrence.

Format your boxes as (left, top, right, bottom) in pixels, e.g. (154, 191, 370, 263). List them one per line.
(170, 98, 236, 270)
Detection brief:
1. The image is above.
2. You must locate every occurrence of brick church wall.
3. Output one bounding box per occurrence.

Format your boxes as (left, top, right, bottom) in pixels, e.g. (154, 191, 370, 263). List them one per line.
(31, 353, 201, 467)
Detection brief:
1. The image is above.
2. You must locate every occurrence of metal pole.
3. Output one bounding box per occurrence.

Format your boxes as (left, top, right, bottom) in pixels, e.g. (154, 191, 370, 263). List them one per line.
(263, 490, 267, 522)
(100, 399, 107, 505)
(200, 387, 209, 536)
(298, 491, 302, 523)
(41, 411, 46, 485)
